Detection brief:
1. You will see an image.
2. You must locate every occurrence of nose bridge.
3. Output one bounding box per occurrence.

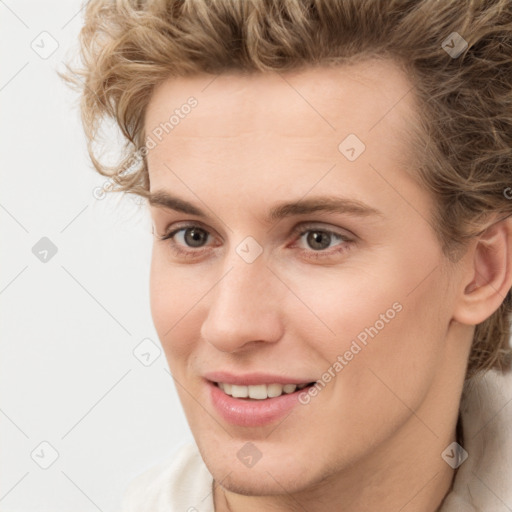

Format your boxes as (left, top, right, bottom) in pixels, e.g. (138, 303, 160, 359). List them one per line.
(200, 247, 282, 352)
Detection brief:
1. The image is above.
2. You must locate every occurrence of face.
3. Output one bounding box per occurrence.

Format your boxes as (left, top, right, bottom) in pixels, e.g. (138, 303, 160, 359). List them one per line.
(145, 61, 467, 496)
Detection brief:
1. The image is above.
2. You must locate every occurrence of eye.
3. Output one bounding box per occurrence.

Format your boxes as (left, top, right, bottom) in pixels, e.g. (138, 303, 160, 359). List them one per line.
(157, 224, 214, 259)
(290, 224, 353, 259)
(156, 222, 353, 260)
(296, 229, 341, 251)
(173, 226, 210, 248)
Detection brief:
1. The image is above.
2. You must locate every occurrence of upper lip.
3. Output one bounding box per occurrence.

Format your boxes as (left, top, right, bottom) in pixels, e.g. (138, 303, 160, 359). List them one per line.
(203, 371, 315, 386)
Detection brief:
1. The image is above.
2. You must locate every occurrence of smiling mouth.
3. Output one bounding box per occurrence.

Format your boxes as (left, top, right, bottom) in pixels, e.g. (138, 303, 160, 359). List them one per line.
(214, 381, 316, 400)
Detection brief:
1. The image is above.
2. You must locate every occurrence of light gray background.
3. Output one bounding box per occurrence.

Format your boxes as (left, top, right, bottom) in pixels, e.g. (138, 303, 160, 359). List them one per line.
(1, 1, 192, 510)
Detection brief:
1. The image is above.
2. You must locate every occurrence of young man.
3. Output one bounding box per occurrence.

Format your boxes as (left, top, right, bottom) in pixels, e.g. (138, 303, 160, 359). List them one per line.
(61, 1, 512, 510)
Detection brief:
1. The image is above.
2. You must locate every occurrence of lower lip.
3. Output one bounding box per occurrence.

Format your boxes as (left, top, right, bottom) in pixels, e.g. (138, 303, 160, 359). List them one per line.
(207, 381, 311, 427)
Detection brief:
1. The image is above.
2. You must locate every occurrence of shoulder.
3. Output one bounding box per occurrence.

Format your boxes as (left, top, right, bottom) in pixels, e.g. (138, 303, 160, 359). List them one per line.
(121, 441, 214, 512)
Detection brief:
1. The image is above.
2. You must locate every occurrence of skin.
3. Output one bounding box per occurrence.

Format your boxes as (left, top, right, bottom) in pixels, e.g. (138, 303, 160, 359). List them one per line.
(144, 59, 512, 512)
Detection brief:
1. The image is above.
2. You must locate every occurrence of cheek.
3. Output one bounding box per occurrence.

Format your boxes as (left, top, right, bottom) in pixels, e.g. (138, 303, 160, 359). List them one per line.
(149, 249, 199, 363)
(289, 254, 448, 403)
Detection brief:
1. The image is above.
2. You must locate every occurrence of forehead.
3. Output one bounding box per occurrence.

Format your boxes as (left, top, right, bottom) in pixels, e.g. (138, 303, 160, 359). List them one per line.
(144, 59, 421, 211)
(145, 58, 417, 147)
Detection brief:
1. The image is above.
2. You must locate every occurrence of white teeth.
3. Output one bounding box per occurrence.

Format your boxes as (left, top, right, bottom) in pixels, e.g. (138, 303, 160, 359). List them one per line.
(217, 382, 310, 399)
(267, 383, 284, 398)
(248, 384, 267, 399)
(231, 384, 248, 398)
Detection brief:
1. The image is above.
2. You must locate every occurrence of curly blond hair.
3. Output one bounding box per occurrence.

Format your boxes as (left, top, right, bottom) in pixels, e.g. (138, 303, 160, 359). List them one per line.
(60, 0, 512, 379)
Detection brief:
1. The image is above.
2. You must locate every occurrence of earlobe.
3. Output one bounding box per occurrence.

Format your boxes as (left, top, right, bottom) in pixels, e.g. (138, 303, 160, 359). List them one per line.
(453, 216, 512, 326)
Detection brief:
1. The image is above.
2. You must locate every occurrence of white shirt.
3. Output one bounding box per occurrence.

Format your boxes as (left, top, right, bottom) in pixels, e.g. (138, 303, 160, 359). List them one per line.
(121, 368, 512, 512)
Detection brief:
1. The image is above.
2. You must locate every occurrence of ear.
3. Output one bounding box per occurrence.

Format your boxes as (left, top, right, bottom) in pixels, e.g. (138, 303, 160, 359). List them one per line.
(453, 215, 512, 326)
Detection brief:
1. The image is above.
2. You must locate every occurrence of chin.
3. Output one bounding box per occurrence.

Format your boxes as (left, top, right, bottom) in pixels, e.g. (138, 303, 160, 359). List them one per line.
(211, 464, 315, 496)
(197, 439, 326, 496)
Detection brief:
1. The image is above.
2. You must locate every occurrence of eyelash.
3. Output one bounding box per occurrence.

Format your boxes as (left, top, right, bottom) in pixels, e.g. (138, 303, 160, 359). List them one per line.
(156, 222, 354, 261)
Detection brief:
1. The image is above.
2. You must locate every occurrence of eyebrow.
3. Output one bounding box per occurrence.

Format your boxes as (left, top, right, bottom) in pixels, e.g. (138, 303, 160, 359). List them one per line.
(147, 190, 383, 223)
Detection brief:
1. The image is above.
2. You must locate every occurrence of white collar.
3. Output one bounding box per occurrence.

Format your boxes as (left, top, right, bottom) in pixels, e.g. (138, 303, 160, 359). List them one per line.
(439, 367, 512, 511)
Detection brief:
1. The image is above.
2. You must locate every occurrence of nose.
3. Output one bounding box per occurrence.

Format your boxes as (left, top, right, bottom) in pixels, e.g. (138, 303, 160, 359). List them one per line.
(200, 253, 284, 353)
